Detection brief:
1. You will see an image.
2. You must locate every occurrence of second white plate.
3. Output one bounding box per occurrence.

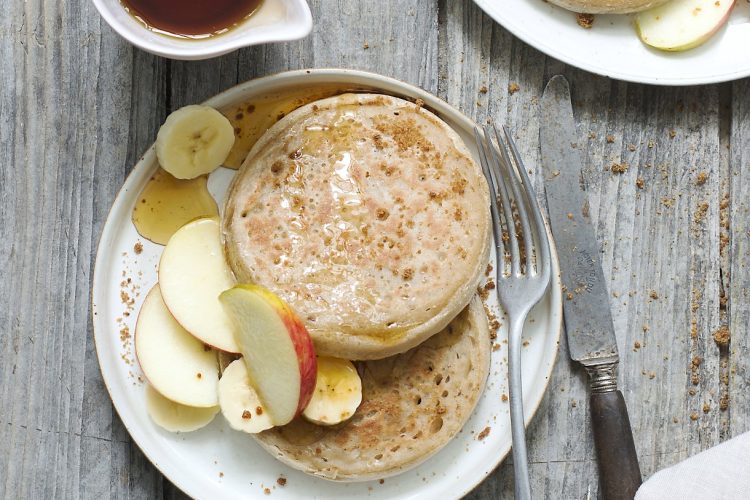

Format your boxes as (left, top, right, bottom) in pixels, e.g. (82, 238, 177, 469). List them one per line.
(474, 0, 750, 85)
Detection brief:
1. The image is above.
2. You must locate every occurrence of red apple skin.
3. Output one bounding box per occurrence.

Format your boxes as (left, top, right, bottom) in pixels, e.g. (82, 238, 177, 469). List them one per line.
(248, 286, 317, 416)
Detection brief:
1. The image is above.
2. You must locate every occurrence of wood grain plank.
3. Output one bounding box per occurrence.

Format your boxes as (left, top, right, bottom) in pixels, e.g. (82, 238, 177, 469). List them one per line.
(728, 78, 750, 437)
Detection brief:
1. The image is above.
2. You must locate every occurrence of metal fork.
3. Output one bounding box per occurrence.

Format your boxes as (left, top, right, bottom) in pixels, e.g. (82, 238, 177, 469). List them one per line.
(474, 125, 552, 500)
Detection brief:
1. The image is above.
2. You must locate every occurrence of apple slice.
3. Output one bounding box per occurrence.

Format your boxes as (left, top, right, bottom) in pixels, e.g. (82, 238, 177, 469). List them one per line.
(159, 217, 239, 353)
(635, 0, 735, 51)
(219, 285, 317, 426)
(217, 359, 275, 433)
(145, 384, 219, 432)
(302, 357, 362, 426)
(135, 285, 219, 407)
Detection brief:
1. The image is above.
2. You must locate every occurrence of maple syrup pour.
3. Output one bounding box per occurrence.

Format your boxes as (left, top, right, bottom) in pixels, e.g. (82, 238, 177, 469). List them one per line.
(132, 169, 218, 245)
(122, 0, 263, 38)
(221, 84, 374, 170)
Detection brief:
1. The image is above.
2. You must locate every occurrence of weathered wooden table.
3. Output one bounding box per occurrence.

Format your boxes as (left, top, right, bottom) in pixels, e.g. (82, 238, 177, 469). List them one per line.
(2, 0, 748, 498)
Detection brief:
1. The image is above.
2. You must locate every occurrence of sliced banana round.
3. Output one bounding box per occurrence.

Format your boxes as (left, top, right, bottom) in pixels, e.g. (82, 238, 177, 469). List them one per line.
(218, 359, 275, 434)
(145, 384, 219, 433)
(302, 357, 362, 426)
(155, 104, 235, 179)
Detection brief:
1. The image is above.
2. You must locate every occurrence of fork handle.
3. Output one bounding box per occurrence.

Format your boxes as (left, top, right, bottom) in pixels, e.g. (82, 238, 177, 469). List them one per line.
(587, 363, 642, 500)
(508, 317, 532, 500)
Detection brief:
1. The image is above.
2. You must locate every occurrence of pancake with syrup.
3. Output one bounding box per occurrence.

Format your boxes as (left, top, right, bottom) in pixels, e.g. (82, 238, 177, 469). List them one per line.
(223, 93, 490, 360)
(253, 297, 490, 481)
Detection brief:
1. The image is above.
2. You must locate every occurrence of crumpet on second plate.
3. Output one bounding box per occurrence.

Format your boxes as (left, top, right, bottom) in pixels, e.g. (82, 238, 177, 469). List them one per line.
(223, 93, 490, 360)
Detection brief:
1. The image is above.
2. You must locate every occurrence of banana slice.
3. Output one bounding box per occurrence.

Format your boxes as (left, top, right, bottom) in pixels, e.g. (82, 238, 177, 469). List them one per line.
(145, 384, 219, 432)
(302, 357, 362, 426)
(155, 104, 235, 179)
(218, 359, 275, 434)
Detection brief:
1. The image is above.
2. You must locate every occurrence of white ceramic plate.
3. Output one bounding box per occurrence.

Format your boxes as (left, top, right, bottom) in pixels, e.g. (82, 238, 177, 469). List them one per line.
(92, 69, 562, 500)
(473, 0, 750, 85)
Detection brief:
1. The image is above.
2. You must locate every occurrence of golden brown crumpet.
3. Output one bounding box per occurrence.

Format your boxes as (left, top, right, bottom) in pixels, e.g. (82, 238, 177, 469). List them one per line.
(253, 297, 491, 481)
(223, 93, 490, 360)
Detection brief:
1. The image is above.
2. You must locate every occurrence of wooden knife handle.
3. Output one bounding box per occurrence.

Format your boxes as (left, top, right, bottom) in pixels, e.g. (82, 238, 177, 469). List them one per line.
(587, 364, 642, 500)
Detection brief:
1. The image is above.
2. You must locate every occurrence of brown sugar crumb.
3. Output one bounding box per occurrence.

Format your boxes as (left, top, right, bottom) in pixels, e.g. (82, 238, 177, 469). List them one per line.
(713, 325, 730, 347)
(690, 412, 699, 421)
(264, 488, 271, 495)
(648, 371, 656, 380)
(611, 162, 628, 174)
(720, 394, 730, 411)
(376, 208, 390, 220)
(219, 472, 224, 478)
(479, 85, 488, 94)
(606, 134, 615, 143)
(256, 406, 264, 415)
(379, 479, 385, 485)
(633, 341, 641, 351)
(693, 201, 709, 225)
(636, 177, 645, 189)
(501, 394, 508, 402)
(277, 477, 287, 487)
(492, 343, 501, 352)
(703, 402, 711, 413)
(627, 143, 637, 152)
(477, 426, 491, 440)
(508, 83, 520, 95)
(669, 129, 676, 139)
(363, 42, 369, 49)
(576, 13, 594, 28)
(196, 372, 202, 379)
(696, 171, 708, 185)
(242, 410, 252, 419)
(649, 290, 659, 300)
(402, 268, 414, 280)
(134, 242, 143, 254)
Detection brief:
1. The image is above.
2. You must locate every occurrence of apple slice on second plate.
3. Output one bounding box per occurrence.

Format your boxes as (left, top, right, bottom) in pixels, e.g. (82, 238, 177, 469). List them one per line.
(159, 217, 239, 353)
(220, 285, 317, 426)
(635, 0, 735, 51)
(135, 285, 220, 407)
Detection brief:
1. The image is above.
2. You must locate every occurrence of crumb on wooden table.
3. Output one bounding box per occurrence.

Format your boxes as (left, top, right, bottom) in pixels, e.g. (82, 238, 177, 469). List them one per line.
(636, 177, 645, 189)
(611, 162, 628, 174)
(713, 325, 730, 347)
(134, 241, 143, 254)
(649, 290, 659, 300)
(479, 85, 488, 94)
(696, 171, 708, 185)
(277, 477, 286, 487)
(508, 82, 520, 95)
(606, 134, 615, 143)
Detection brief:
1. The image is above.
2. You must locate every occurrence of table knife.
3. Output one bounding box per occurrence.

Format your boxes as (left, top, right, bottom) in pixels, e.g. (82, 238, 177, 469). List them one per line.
(540, 75, 642, 500)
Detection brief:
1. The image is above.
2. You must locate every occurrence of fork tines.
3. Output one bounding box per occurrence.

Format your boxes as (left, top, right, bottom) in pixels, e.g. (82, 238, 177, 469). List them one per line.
(474, 125, 550, 281)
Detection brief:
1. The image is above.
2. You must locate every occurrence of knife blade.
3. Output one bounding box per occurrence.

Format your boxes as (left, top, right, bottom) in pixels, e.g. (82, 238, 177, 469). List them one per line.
(540, 75, 642, 500)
